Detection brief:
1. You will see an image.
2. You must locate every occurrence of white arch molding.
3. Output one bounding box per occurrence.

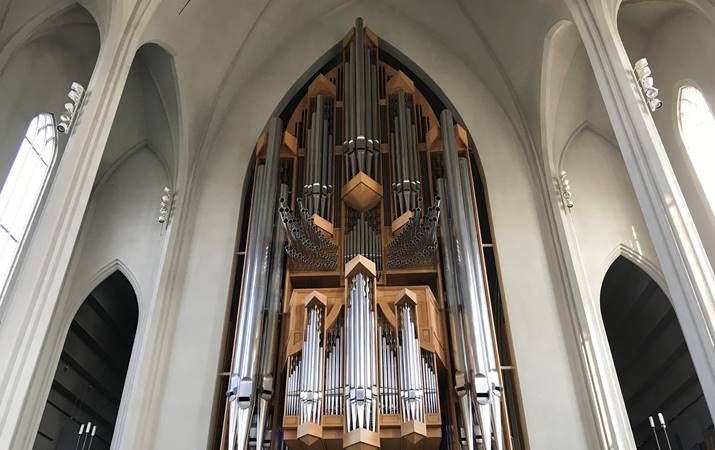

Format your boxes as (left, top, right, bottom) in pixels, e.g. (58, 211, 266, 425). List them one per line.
(16, 257, 144, 450)
(540, 20, 639, 450)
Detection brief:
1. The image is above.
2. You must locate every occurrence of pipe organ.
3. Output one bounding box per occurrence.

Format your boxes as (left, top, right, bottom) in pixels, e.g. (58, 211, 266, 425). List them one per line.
(221, 18, 521, 450)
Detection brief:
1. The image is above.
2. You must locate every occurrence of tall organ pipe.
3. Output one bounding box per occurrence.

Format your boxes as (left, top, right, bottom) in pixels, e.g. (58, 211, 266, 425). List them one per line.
(389, 90, 421, 218)
(398, 302, 424, 422)
(227, 117, 283, 450)
(345, 271, 377, 432)
(437, 178, 476, 450)
(255, 183, 289, 450)
(458, 159, 504, 450)
(439, 110, 498, 450)
(343, 17, 379, 180)
(304, 95, 333, 220)
(300, 304, 324, 424)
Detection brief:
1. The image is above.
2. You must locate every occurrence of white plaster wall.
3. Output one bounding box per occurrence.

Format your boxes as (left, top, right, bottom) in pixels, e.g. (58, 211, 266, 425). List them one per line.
(563, 129, 659, 297)
(149, 3, 599, 450)
(68, 147, 167, 307)
(619, 5, 715, 271)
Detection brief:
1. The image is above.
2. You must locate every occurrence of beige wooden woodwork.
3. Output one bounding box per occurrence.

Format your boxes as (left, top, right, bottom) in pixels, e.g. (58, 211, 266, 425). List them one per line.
(308, 74, 337, 98)
(342, 172, 383, 212)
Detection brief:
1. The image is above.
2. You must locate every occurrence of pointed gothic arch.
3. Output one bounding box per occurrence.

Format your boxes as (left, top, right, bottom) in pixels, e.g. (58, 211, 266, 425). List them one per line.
(601, 256, 712, 448)
(33, 270, 139, 450)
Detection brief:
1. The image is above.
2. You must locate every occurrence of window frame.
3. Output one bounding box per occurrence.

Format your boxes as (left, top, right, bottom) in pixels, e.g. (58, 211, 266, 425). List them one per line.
(0, 113, 58, 300)
(676, 82, 715, 216)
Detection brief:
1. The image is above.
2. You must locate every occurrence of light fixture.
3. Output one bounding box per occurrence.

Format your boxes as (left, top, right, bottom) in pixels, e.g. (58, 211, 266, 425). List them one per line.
(558, 170, 574, 209)
(57, 82, 85, 134)
(158, 186, 174, 224)
(634, 58, 663, 112)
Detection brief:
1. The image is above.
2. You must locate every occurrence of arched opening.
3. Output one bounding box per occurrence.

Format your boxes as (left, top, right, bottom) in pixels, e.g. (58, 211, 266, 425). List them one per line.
(601, 256, 712, 448)
(33, 271, 138, 450)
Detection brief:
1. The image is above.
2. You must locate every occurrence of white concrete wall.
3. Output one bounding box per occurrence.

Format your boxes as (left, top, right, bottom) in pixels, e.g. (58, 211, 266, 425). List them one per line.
(67, 147, 167, 307)
(563, 128, 659, 297)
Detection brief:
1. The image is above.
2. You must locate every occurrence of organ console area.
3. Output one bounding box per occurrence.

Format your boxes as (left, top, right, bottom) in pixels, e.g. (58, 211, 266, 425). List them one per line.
(219, 18, 522, 450)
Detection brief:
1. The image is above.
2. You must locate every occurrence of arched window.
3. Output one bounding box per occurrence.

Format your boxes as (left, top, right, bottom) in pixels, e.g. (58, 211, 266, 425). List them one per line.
(0, 113, 57, 290)
(678, 85, 715, 211)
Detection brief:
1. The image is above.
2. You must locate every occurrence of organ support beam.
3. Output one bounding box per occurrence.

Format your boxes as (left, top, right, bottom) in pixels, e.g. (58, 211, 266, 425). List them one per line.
(219, 17, 520, 450)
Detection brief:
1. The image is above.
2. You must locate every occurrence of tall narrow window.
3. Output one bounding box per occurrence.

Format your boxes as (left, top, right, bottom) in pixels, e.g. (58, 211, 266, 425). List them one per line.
(678, 85, 715, 211)
(0, 113, 57, 290)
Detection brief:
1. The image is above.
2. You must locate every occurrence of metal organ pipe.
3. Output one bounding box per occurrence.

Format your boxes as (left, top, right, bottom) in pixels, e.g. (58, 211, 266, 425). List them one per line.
(436, 178, 476, 450)
(398, 302, 424, 422)
(344, 208, 382, 272)
(345, 271, 377, 432)
(255, 183, 290, 450)
(324, 318, 343, 415)
(457, 159, 504, 450)
(378, 314, 398, 415)
(344, 18, 379, 180)
(439, 109, 502, 450)
(389, 90, 421, 218)
(227, 117, 283, 450)
(304, 95, 333, 220)
(300, 304, 325, 425)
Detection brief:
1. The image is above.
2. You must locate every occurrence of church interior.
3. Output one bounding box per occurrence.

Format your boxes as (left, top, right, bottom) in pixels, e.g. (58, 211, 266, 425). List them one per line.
(1, 1, 715, 450)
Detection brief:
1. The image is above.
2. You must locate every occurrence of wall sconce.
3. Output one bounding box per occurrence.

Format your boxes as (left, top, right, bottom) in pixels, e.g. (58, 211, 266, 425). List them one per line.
(559, 170, 574, 210)
(634, 58, 663, 112)
(57, 82, 85, 134)
(158, 186, 173, 224)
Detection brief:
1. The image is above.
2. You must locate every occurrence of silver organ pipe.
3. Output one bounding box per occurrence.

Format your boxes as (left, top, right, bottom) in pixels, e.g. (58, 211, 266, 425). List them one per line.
(227, 117, 283, 450)
(397, 301, 424, 423)
(324, 318, 344, 415)
(344, 18, 379, 180)
(389, 90, 421, 219)
(280, 199, 338, 271)
(255, 183, 290, 450)
(385, 197, 440, 269)
(299, 304, 325, 425)
(344, 208, 382, 271)
(439, 109, 503, 450)
(345, 269, 378, 432)
(285, 354, 302, 417)
(304, 95, 334, 220)
(378, 314, 399, 415)
(421, 350, 439, 415)
(457, 158, 504, 450)
(437, 178, 476, 450)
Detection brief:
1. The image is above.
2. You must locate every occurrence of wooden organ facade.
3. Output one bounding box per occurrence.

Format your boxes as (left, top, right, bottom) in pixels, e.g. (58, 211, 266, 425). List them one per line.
(215, 18, 526, 450)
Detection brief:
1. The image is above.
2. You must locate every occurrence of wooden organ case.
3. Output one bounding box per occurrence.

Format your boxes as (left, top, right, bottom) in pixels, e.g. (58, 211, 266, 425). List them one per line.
(218, 18, 525, 450)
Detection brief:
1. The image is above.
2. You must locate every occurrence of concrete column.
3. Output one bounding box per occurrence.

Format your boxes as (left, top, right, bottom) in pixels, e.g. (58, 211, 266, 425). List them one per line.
(0, 6, 144, 448)
(565, 0, 715, 420)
